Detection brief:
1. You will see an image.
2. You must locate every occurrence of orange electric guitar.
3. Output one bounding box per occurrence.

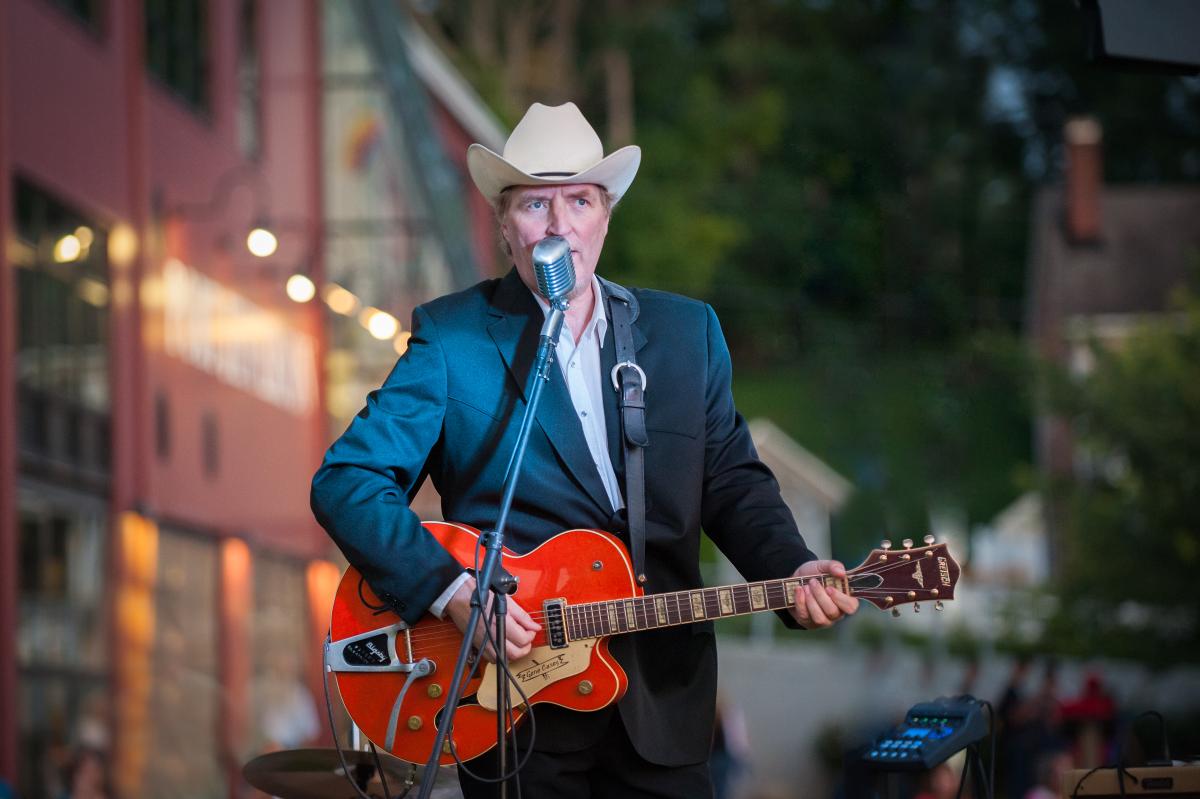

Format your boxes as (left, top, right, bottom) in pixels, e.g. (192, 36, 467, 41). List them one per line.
(326, 522, 960, 765)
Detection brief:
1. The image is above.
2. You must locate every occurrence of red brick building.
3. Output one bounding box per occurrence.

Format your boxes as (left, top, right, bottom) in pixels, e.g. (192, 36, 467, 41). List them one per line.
(0, 2, 502, 796)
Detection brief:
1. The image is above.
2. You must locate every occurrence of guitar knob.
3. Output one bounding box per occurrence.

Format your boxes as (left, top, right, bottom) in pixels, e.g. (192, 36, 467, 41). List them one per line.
(913, 603, 920, 613)
(935, 601, 944, 612)
(923, 534, 935, 545)
(902, 538, 913, 549)
(891, 608, 900, 618)
(881, 540, 892, 550)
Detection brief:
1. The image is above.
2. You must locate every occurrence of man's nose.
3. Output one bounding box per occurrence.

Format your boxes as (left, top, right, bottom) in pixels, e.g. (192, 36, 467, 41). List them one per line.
(546, 196, 569, 235)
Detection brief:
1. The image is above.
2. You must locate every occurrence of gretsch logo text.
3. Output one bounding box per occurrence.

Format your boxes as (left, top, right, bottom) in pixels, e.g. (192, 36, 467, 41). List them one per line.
(937, 557, 951, 587)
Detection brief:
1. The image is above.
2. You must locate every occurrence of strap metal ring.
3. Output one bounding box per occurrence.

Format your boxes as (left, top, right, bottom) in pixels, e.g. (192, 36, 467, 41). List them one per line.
(610, 361, 647, 392)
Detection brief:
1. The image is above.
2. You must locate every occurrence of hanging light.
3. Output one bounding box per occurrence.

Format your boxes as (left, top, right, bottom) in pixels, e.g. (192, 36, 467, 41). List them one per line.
(246, 223, 278, 258)
(322, 283, 360, 316)
(54, 234, 83, 263)
(361, 307, 399, 340)
(286, 274, 317, 303)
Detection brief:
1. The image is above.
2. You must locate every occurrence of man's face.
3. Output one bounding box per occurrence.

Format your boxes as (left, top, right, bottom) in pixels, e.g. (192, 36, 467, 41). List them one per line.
(500, 183, 610, 300)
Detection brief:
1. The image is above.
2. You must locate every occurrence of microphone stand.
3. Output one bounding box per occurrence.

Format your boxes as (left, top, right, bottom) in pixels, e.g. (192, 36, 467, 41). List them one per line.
(416, 301, 568, 799)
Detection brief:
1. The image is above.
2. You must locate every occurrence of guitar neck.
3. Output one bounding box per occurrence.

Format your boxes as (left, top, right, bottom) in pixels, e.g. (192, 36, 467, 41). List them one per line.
(563, 574, 840, 641)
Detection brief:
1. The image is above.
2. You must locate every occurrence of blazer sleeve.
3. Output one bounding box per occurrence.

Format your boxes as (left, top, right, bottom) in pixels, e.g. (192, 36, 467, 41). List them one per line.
(697, 304, 817, 626)
(310, 305, 463, 625)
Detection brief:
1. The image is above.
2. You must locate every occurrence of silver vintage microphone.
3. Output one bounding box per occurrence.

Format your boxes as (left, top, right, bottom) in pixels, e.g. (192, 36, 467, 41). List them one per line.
(531, 236, 576, 343)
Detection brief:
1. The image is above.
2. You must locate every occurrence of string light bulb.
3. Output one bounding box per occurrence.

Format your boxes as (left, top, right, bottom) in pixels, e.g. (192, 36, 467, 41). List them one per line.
(286, 274, 316, 303)
(246, 226, 278, 258)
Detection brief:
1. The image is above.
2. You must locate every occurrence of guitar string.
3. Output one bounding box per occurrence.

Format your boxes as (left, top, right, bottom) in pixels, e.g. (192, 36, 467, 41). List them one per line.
(380, 554, 952, 648)
(391, 553, 951, 646)
(391, 553, 949, 645)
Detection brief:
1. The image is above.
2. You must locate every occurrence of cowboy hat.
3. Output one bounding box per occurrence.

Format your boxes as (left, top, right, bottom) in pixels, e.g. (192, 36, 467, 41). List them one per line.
(467, 102, 641, 204)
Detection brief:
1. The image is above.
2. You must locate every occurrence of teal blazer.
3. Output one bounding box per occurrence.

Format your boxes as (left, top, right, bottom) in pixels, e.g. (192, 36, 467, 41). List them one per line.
(311, 269, 814, 765)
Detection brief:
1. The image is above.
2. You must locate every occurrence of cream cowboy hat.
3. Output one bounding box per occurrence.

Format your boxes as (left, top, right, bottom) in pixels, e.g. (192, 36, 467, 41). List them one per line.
(467, 102, 641, 204)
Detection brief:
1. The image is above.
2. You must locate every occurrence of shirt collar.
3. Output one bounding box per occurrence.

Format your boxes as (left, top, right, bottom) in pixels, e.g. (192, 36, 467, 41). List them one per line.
(529, 275, 609, 341)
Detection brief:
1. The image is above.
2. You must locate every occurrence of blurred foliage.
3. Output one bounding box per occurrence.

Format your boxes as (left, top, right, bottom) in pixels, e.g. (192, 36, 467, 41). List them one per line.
(421, 1, 1200, 636)
(1038, 290, 1200, 664)
(733, 328, 1032, 560)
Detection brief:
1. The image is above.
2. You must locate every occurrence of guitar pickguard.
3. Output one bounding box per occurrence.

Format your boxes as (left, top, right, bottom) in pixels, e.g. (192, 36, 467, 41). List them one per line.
(477, 640, 596, 711)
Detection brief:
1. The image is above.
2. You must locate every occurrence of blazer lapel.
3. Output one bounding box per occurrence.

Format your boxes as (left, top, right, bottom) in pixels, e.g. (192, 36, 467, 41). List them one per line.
(487, 270, 614, 515)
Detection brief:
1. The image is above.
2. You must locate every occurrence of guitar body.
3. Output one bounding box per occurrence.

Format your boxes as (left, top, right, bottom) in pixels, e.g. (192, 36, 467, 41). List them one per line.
(330, 522, 640, 765)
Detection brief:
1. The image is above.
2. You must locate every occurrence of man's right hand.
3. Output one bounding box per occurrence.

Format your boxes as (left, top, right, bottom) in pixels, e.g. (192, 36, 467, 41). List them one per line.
(444, 575, 541, 663)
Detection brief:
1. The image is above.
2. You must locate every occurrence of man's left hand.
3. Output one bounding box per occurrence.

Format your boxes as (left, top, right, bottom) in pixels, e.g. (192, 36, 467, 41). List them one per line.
(789, 559, 859, 629)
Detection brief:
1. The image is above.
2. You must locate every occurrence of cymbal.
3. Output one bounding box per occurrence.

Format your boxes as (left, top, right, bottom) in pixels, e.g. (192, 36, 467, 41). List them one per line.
(242, 748, 420, 799)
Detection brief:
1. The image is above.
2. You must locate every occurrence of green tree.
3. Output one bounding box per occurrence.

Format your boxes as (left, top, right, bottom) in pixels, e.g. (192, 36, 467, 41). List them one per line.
(1041, 289, 1200, 662)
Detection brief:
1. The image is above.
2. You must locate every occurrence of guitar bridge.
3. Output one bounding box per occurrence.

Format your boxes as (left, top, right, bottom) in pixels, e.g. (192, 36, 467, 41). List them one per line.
(543, 598, 569, 649)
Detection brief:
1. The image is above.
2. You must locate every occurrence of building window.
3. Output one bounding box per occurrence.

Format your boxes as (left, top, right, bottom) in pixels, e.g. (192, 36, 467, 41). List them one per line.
(154, 391, 170, 461)
(201, 411, 219, 478)
(238, 0, 262, 160)
(16, 488, 110, 799)
(144, 0, 210, 114)
(250, 555, 320, 752)
(43, 0, 105, 35)
(13, 178, 111, 487)
(145, 528, 223, 795)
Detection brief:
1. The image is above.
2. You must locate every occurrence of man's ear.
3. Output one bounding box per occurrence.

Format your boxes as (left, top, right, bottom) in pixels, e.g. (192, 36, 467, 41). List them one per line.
(498, 219, 515, 256)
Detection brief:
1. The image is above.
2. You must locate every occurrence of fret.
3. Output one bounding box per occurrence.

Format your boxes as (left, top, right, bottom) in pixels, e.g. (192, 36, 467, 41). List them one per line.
(690, 591, 706, 619)
(735, 584, 752, 614)
(666, 592, 680, 625)
(568, 606, 580, 640)
(623, 599, 636, 631)
(677, 592, 694, 623)
(590, 602, 603, 636)
(653, 596, 667, 626)
(750, 583, 767, 610)
(607, 601, 619, 635)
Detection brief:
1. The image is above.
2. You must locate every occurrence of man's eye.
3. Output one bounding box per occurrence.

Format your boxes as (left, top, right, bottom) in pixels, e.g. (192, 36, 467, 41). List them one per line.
(528, 200, 546, 210)
(575, 198, 589, 207)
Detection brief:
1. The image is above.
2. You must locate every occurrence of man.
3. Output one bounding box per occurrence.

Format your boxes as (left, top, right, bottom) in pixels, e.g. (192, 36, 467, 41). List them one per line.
(311, 102, 857, 798)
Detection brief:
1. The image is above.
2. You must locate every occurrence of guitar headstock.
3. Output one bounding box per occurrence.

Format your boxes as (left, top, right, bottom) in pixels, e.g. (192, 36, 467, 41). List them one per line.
(846, 536, 960, 615)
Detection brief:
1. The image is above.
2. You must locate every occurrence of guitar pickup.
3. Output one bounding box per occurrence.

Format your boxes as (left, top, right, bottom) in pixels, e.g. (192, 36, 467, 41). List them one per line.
(543, 598, 569, 649)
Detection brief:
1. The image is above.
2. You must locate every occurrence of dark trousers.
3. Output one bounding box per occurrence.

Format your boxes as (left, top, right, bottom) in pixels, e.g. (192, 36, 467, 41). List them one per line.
(455, 708, 713, 799)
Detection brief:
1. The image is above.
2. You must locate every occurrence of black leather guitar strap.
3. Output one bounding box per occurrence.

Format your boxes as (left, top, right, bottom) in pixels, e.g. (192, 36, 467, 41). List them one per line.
(603, 280, 649, 584)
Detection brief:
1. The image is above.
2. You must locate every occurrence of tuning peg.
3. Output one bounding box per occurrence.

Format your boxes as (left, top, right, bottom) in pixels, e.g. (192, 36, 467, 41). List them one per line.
(935, 601, 944, 612)
(923, 534, 935, 545)
(902, 538, 913, 549)
(891, 608, 900, 618)
(880, 539, 892, 550)
(914, 603, 923, 613)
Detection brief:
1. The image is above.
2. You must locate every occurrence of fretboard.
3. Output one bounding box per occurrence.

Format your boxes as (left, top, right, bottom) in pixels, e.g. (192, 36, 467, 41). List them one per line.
(564, 575, 832, 641)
